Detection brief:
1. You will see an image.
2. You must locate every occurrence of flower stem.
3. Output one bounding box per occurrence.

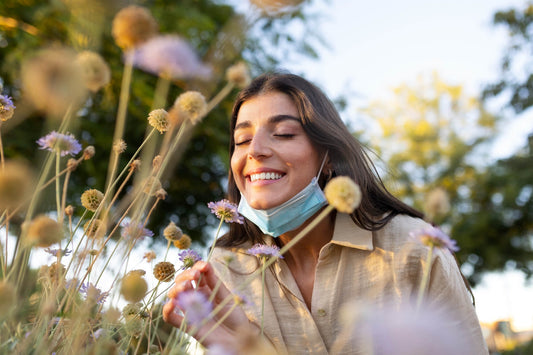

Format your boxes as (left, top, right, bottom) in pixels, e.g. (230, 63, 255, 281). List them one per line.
(55, 150, 61, 222)
(416, 245, 434, 310)
(206, 219, 224, 262)
(261, 257, 266, 337)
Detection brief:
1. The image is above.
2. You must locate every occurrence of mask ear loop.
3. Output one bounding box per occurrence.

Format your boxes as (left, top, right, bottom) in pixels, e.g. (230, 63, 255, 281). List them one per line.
(316, 151, 329, 179)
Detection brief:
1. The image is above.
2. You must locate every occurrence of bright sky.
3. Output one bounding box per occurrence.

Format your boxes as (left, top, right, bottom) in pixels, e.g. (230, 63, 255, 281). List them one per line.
(281, 0, 533, 331)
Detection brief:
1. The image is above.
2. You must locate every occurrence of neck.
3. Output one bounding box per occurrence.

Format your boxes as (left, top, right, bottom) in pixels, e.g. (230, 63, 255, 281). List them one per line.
(277, 208, 335, 269)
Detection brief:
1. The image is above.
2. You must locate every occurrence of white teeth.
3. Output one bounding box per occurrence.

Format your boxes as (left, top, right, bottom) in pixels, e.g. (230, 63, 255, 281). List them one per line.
(250, 172, 283, 182)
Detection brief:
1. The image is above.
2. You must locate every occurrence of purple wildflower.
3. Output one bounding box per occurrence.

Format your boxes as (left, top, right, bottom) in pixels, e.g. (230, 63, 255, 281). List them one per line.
(0, 94, 16, 121)
(80, 282, 109, 305)
(37, 131, 82, 157)
(178, 249, 202, 269)
(44, 247, 72, 257)
(409, 226, 459, 252)
(175, 290, 212, 326)
(208, 199, 244, 224)
(126, 35, 211, 79)
(121, 221, 154, 240)
(247, 243, 283, 259)
(207, 344, 236, 355)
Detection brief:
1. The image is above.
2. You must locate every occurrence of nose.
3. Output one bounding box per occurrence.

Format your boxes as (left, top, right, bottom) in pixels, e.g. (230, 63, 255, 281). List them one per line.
(247, 131, 272, 159)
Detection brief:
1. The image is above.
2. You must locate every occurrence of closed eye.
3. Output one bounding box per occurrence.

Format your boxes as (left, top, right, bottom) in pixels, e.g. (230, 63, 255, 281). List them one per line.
(234, 139, 250, 146)
(274, 134, 295, 139)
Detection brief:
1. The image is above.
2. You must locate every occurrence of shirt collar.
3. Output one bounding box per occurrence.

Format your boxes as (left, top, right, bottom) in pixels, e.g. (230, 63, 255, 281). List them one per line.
(330, 213, 374, 251)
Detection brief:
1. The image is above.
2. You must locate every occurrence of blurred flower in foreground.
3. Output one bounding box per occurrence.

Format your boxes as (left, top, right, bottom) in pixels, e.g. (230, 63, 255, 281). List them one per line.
(423, 187, 451, 222)
(173, 91, 207, 125)
(0, 160, 34, 211)
(112, 5, 158, 50)
(121, 221, 154, 240)
(80, 189, 104, 212)
(76, 51, 111, 92)
(247, 244, 283, 259)
(80, 282, 109, 305)
(25, 215, 63, 247)
(37, 131, 82, 157)
(147, 108, 169, 134)
(44, 247, 72, 257)
(142, 176, 162, 196)
(127, 35, 212, 79)
(179, 249, 202, 269)
(21, 48, 87, 117)
(153, 261, 175, 282)
(250, 0, 305, 16)
(0, 281, 16, 315)
(174, 234, 192, 250)
(226, 61, 251, 88)
(410, 226, 459, 252)
(163, 221, 183, 242)
(83, 219, 106, 239)
(120, 270, 148, 303)
(143, 250, 156, 262)
(324, 176, 362, 214)
(208, 199, 244, 224)
(338, 301, 474, 355)
(0, 94, 16, 121)
(175, 290, 213, 326)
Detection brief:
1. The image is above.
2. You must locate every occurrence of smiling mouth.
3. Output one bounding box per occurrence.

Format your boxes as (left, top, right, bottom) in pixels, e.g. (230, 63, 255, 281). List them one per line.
(249, 172, 284, 182)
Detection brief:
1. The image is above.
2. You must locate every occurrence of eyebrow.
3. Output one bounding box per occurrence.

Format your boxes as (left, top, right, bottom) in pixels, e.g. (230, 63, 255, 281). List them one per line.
(234, 114, 300, 131)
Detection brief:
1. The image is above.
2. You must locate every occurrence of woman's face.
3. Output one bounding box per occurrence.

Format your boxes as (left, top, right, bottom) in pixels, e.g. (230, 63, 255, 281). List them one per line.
(231, 91, 322, 210)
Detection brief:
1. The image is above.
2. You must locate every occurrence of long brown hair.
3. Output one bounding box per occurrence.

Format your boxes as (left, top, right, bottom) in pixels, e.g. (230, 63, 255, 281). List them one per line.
(217, 72, 423, 247)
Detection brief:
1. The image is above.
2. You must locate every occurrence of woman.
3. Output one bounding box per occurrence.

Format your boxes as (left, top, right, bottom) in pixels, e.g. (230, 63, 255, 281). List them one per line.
(163, 73, 488, 354)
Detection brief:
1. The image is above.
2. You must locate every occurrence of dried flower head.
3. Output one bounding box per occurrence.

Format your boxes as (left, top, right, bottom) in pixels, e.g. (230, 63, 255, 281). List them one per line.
(113, 139, 127, 153)
(324, 176, 362, 214)
(83, 145, 95, 160)
(112, 5, 158, 49)
(173, 234, 192, 250)
(147, 108, 169, 134)
(423, 187, 451, 221)
(127, 35, 211, 79)
(0, 281, 16, 315)
(142, 176, 162, 196)
(246, 244, 283, 259)
(0, 160, 34, 211)
(153, 261, 175, 282)
(25, 215, 63, 247)
(81, 189, 104, 212)
(130, 159, 141, 171)
(122, 303, 143, 318)
(175, 290, 213, 326)
(207, 199, 244, 224)
(250, 0, 304, 16)
(174, 91, 207, 125)
(155, 188, 167, 200)
(37, 131, 82, 157)
(67, 158, 79, 171)
(163, 221, 183, 241)
(76, 51, 111, 92)
(21, 48, 87, 117)
(410, 226, 459, 252)
(124, 315, 144, 338)
(83, 219, 106, 239)
(143, 251, 156, 262)
(45, 262, 66, 283)
(152, 155, 162, 171)
(64, 205, 74, 216)
(226, 62, 251, 88)
(178, 249, 202, 269)
(120, 271, 148, 303)
(0, 94, 16, 121)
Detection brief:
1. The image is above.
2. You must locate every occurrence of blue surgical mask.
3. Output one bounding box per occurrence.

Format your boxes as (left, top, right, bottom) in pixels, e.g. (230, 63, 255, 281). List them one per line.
(237, 154, 329, 237)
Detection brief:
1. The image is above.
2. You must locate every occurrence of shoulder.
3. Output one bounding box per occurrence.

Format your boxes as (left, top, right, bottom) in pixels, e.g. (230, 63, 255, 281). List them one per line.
(373, 214, 431, 251)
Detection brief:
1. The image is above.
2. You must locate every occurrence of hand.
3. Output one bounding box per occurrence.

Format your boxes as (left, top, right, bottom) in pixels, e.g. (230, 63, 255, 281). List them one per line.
(162, 261, 253, 348)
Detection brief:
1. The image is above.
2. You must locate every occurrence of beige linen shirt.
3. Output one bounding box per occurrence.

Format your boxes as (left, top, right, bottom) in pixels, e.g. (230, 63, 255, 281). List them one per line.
(211, 213, 488, 354)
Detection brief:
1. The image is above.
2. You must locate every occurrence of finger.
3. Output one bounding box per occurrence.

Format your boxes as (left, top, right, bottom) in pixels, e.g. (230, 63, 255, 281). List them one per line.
(194, 262, 235, 303)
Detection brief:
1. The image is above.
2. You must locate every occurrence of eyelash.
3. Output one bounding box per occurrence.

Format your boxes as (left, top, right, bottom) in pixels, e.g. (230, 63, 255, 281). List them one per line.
(234, 134, 295, 146)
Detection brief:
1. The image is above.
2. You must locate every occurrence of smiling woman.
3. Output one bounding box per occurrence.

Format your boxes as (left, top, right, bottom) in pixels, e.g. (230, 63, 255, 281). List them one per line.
(163, 72, 489, 354)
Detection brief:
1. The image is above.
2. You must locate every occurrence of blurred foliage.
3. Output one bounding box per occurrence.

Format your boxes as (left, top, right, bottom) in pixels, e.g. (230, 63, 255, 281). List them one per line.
(0, 0, 324, 246)
(362, 72, 522, 285)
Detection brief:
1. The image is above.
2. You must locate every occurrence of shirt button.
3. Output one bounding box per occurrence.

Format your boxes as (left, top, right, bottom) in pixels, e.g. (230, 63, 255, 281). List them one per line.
(317, 308, 327, 317)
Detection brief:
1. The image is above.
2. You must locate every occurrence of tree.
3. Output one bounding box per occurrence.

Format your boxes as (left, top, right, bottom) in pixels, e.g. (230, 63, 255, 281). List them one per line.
(0, 0, 324, 245)
(362, 72, 501, 285)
